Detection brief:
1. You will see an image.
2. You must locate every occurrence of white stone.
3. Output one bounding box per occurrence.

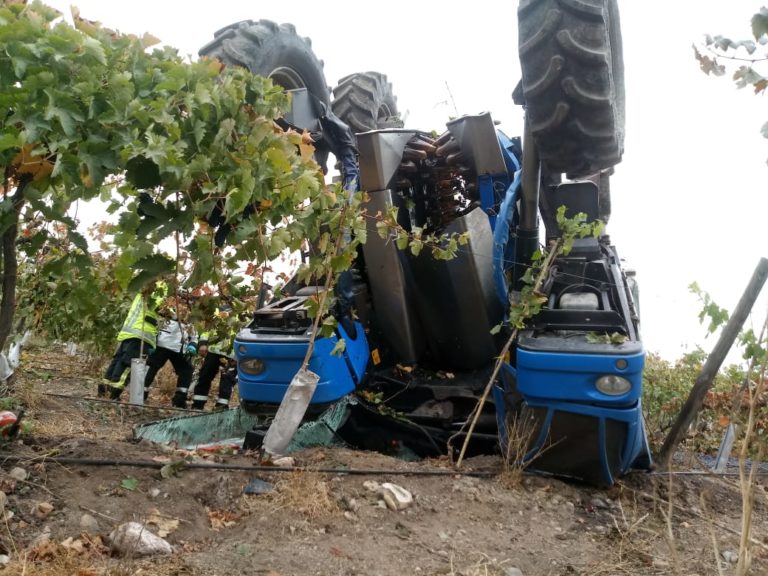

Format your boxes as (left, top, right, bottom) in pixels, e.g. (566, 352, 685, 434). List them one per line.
(8, 467, 27, 481)
(109, 522, 173, 557)
(380, 482, 413, 511)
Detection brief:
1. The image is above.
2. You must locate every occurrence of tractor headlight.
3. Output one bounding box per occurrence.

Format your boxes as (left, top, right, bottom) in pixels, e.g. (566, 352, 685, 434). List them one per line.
(595, 375, 631, 396)
(239, 358, 265, 375)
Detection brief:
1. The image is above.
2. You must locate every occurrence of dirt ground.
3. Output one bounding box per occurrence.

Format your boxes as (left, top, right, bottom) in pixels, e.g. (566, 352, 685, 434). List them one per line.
(1, 345, 767, 576)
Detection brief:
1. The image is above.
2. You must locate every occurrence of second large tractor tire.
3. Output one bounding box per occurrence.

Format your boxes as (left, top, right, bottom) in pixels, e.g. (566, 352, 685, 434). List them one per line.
(517, 0, 624, 178)
(332, 72, 402, 133)
(199, 19, 330, 108)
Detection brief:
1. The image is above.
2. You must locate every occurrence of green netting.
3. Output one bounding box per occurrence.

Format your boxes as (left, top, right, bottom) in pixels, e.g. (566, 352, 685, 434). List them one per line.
(287, 395, 356, 452)
(133, 408, 263, 448)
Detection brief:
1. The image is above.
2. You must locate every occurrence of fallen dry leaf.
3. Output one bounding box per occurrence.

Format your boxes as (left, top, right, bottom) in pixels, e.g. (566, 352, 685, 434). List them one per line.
(60, 536, 85, 553)
(146, 508, 180, 538)
(207, 508, 239, 531)
(330, 546, 352, 560)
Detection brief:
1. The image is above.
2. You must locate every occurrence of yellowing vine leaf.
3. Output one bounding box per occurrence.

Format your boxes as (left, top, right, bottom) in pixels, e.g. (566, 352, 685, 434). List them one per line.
(12, 145, 54, 182)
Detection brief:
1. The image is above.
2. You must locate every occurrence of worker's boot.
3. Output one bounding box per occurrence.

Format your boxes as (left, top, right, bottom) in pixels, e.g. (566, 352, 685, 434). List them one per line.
(213, 400, 229, 412)
(171, 390, 188, 409)
(108, 386, 123, 401)
(97, 383, 108, 398)
(191, 400, 206, 411)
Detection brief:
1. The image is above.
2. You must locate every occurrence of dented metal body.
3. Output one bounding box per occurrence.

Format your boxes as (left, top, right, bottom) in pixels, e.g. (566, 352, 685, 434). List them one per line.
(233, 109, 651, 486)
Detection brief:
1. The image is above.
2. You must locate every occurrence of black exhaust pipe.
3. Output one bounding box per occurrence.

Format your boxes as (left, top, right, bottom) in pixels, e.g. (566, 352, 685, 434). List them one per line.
(514, 119, 541, 290)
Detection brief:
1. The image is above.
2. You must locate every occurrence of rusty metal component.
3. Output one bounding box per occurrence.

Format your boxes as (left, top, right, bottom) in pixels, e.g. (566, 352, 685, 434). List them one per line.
(435, 138, 460, 158)
(445, 151, 465, 166)
(433, 131, 453, 147)
(403, 147, 428, 161)
(406, 138, 437, 154)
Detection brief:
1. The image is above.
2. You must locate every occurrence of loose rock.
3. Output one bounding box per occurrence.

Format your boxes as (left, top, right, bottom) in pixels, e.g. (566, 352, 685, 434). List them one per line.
(33, 501, 54, 519)
(273, 456, 295, 467)
(380, 483, 413, 511)
(0, 554, 9, 566)
(8, 467, 27, 481)
(0, 491, 6, 513)
(79, 513, 99, 532)
(109, 522, 173, 557)
(503, 568, 524, 576)
(721, 550, 739, 564)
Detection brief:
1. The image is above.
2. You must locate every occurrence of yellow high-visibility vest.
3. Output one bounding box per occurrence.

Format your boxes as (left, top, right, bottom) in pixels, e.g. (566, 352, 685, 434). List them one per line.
(117, 293, 160, 347)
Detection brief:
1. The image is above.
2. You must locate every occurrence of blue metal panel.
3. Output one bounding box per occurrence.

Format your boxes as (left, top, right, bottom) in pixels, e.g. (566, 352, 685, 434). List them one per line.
(522, 398, 651, 486)
(338, 322, 370, 384)
(516, 348, 645, 404)
(478, 175, 498, 229)
(494, 381, 651, 486)
(235, 321, 367, 405)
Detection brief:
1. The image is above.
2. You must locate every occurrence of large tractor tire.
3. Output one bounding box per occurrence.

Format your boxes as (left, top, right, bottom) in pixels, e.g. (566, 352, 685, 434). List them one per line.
(517, 0, 624, 178)
(332, 72, 402, 133)
(199, 19, 330, 108)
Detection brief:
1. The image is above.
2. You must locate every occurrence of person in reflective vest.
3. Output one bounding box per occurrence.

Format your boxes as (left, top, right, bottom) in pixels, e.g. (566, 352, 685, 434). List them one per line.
(183, 330, 236, 411)
(99, 283, 161, 400)
(143, 299, 197, 404)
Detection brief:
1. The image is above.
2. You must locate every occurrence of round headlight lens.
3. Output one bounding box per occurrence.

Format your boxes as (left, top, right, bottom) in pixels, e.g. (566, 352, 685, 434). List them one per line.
(239, 358, 265, 375)
(595, 375, 631, 396)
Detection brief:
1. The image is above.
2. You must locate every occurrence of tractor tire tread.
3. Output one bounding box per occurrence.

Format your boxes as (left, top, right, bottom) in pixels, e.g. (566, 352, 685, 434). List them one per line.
(331, 71, 401, 133)
(199, 19, 330, 108)
(518, 0, 624, 177)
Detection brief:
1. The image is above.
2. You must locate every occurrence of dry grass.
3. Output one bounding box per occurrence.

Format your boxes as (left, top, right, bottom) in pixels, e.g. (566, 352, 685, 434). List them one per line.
(26, 398, 136, 442)
(9, 373, 43, 411)
(448, 553, 519, 576)
(497, 408, 541, 489)
(270, 471, 339, 519)
(585, 494, 671, 576)
(3, 549, 187, 576)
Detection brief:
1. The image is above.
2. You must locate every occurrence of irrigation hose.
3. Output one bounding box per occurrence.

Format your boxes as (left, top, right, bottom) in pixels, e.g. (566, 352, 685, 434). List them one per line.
(0, 454, 498, 477)
(1, 453, 764, 480)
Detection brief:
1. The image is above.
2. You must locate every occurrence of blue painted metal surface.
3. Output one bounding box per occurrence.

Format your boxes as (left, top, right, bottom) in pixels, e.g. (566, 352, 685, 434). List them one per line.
(235, 322, 369, 405)
(515, 348, 645, 405)
(494, 354, 651, 486)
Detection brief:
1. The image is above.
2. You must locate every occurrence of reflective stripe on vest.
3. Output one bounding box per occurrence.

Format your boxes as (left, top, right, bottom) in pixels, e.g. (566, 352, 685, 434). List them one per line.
(117, 294, 158, 346)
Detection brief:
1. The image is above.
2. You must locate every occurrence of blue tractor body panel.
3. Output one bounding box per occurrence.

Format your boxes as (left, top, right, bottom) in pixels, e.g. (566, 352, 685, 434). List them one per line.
(235, 322, 368, 406)
(515, 348, 644, 404)
(494, 371, 650, 486)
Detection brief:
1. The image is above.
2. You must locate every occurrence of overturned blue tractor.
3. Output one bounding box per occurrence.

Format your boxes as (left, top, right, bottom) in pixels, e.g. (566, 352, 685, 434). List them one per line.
(206, 0, 651, 486)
